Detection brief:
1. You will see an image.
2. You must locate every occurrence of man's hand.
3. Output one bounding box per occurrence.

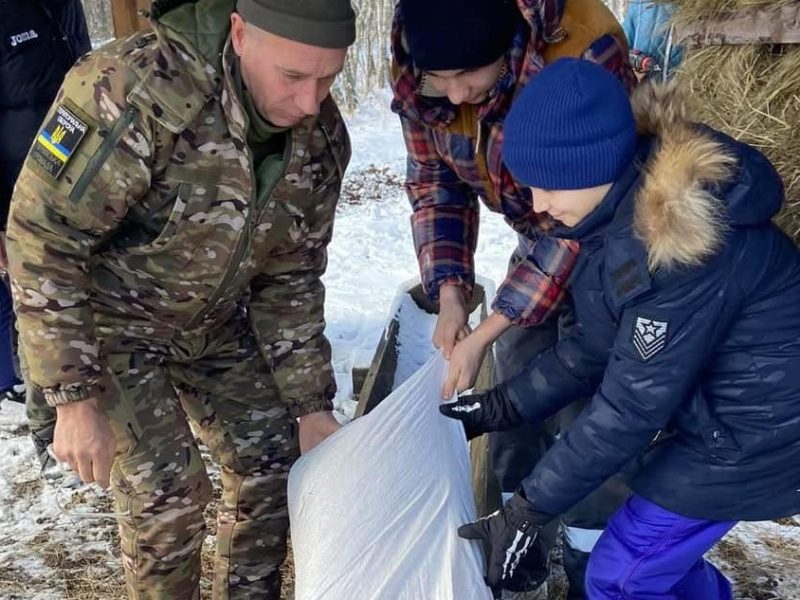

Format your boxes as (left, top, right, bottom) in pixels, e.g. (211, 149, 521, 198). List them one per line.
(458, 493, 553, 593)
(298, 410, 342, 454)
(53, 398, 116, 488)
(433, 284, 470, 360)
(439, 385, 525, 439)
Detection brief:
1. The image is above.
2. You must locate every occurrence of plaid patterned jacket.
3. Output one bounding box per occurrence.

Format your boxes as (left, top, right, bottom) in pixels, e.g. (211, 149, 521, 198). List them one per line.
(390, 0, 635, 326)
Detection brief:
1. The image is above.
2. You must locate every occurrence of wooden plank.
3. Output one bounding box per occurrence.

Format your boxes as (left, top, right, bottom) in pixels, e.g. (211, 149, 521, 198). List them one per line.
(470, 345, 501, 517)
(353, 317, 400, 418)
(678, 4, 800, 47)
(111, 0, 151, 38)
(351, 367, 370, 400)
(470, 434, 499, 517)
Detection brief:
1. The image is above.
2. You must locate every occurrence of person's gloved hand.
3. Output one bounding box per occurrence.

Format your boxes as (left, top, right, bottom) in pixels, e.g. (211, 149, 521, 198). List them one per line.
(458, 492, 553, 593)
(439, 385, 524, 440)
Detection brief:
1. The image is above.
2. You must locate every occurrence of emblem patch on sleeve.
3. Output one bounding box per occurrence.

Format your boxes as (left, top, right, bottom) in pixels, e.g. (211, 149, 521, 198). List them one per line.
(29, 104, 89, 179)
(632, 316, 669, 361)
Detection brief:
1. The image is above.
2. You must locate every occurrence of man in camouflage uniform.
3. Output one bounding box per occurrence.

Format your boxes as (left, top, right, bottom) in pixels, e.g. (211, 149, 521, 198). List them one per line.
(6, 0, 354, 597)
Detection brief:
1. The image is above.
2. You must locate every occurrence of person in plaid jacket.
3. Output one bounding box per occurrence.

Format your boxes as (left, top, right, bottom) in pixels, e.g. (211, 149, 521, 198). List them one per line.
(391, 0, 635, 597)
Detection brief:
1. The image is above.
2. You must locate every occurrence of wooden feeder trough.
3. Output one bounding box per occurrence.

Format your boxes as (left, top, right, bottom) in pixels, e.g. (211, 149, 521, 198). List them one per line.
(351, 278, 501, 517)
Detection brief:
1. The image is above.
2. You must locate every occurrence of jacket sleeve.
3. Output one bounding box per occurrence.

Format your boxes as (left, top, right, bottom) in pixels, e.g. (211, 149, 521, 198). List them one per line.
(585, 33, 637, 93)
(622, 4, 638, 47)
(501, 283, 619, 421)
(521, 264, 741, 515)
(492, 236, 578, 327)
(6, 54, 152, 406)
(248, 121, 350, 419)
(249, 243, 337, 419)
(400, 114, 479, 301)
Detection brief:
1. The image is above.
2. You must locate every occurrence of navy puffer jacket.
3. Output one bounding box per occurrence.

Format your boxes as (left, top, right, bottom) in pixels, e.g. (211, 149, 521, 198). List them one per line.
(504, 83, 800, 522)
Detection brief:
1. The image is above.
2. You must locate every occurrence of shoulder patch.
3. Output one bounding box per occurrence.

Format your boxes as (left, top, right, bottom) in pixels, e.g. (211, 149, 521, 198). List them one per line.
(632, 316, 669, 361)
(30, 104, 90, 179)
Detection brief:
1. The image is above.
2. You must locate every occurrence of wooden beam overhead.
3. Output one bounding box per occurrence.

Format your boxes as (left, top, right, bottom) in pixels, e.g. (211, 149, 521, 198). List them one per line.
(679, 4, 800, 47)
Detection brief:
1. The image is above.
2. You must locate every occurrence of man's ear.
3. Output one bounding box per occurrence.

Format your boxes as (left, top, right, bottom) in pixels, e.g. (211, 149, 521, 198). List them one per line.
(230, 12, 247, 57)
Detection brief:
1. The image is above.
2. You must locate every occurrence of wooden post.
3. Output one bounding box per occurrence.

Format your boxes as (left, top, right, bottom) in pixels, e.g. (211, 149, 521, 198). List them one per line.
(110, 0, 151, 38)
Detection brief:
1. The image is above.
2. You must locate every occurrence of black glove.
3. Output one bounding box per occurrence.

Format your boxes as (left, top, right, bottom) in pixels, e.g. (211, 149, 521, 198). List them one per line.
(439, 386, 525, 440)
(458, 492, 553, 593)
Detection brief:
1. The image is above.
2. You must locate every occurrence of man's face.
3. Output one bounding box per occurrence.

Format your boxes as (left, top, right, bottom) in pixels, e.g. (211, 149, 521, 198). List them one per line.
(530, 184, 612, 227)
(425, 57, 504, 105)
(230, 14, 347, 127)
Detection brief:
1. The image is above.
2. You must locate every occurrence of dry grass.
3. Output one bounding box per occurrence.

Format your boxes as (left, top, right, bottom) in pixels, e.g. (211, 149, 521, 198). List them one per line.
(709, 522, 800, 600)
(675, 43, 800, 241)
(0, 565, 45, 599)
(339, 165, 404, 206)
(0, 453, 297, 600)
(711, 538, 780, 600)
(0, 519, 126, 600)
(41, 491, 126, 599)
(280, 539, 296, 600)
(11, 476, 42, 501)
(39, 540, 127, 600)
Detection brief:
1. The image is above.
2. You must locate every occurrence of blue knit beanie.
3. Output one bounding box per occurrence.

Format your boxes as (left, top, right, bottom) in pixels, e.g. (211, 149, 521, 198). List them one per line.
(502, 58, 637, 190)
(400, 0, 519, 71)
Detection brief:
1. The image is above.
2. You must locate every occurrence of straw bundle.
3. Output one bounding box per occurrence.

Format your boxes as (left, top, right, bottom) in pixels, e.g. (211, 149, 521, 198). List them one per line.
(667, 1, 800, 240)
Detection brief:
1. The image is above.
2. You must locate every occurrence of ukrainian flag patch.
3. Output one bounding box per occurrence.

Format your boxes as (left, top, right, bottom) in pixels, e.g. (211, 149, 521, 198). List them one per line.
(30, 104, 89, 179)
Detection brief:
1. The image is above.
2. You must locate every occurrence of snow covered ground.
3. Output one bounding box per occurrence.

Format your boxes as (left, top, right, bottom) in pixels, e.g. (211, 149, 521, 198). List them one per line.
(0, 90, 798, 599)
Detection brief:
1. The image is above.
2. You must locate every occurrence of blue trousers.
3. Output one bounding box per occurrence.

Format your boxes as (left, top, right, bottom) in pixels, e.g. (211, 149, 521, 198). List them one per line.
(0, 280, 20, 391)
(586, 494, 736, 599)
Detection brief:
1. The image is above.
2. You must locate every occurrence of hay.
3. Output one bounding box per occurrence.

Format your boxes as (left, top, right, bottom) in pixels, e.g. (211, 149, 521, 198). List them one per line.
(675, 43, 800, 241)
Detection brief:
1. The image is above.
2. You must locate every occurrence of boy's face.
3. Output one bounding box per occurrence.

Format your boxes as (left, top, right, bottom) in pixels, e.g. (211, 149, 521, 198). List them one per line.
(424, 57, 505, 105)
(530, 184, 613, 227)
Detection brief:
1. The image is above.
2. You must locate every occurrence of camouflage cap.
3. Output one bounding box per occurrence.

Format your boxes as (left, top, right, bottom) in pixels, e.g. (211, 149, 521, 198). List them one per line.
(236, 0, 356, 49)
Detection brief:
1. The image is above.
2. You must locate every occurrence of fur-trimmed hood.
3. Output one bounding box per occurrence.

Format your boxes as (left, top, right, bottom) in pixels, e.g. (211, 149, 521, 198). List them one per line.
(630, 81, 784, 271)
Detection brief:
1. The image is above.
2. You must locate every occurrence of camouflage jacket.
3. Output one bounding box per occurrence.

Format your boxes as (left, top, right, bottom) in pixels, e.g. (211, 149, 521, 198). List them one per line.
(6, 0, 351, 418)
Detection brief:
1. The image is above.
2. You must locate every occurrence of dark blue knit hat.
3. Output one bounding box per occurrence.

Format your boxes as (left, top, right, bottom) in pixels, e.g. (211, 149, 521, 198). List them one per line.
(502, 58, 637, 190)
(400, 0, 519, 71)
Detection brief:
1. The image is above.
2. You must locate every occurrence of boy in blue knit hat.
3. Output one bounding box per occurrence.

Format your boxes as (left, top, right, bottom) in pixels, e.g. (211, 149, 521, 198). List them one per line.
(441, 58, 800, 598)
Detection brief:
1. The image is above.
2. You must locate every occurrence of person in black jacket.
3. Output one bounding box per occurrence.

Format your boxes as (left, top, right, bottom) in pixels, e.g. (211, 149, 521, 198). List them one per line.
(442, 58, 800, 598)
(0, 0, 90, 462)
(0, 0, 91, 216)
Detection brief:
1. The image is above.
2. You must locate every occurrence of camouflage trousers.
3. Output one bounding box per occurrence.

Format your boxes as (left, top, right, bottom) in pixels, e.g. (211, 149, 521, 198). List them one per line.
(25, 372, 55, 434)
(98, 315, 298, 599)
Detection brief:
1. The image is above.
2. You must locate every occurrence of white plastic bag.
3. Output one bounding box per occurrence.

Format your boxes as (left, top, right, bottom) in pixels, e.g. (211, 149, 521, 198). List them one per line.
(288, 354, 492, 600)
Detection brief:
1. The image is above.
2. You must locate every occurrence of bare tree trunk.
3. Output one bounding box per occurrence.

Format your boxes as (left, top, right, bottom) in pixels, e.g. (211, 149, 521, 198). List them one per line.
(332, 0, 395, 112)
